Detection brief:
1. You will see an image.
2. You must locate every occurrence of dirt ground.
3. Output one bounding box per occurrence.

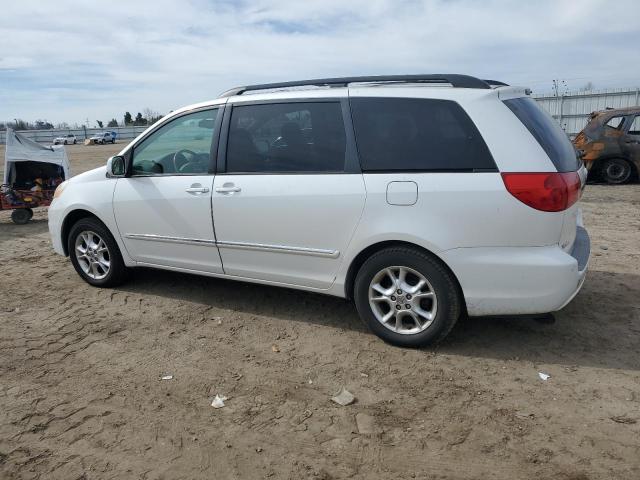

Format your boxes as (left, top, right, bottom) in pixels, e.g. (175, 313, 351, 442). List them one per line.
(0, 143, 639, 480)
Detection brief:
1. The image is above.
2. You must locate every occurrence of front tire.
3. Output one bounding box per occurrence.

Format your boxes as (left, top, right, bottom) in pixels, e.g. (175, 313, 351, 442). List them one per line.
(354, 247, 462, 347)
(601, 158, 632, 184)
(67, 217, 128, 287)
(11, 208, 31, 225)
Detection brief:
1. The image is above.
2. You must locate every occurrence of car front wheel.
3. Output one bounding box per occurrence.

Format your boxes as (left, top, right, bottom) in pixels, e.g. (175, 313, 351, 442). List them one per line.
(68, 217, 128, 287)
(354, 247, 462, 347)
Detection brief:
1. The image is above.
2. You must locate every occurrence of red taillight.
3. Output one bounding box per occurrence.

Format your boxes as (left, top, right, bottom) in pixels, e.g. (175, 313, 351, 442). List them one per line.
(501, 172, 581, 212)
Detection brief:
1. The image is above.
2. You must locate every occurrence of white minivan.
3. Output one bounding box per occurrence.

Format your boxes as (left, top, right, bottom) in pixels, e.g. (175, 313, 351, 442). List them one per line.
(48, 74, 590, 346)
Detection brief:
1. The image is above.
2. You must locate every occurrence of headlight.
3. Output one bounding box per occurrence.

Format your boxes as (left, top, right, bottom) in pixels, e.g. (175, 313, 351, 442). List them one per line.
(53, 181, 68, 199)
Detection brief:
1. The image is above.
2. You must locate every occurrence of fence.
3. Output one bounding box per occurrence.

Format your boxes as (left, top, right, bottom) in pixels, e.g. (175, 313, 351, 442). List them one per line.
(0, 125, 149, 145)
(534, 87, 640, 136)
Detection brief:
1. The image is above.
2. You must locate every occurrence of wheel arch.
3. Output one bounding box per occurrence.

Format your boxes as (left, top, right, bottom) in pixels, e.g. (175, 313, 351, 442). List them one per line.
(343, 240, 466, 309)
(60, 209, 108, 256)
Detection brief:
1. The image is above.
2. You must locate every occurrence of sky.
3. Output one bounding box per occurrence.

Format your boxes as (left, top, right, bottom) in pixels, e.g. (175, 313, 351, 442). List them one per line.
(1, 0, 638, 126)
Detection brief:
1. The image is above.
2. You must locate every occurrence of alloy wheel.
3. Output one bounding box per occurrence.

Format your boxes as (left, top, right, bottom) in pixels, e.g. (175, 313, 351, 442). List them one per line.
(75, 231, 111, 280)
(368, 266, 438, 335)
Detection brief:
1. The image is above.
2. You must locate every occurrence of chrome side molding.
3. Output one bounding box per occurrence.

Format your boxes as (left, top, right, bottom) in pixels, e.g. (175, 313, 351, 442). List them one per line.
(125, 233, 217, 247)
(125, 234, 339, 258)
(216, 240, 339, 258)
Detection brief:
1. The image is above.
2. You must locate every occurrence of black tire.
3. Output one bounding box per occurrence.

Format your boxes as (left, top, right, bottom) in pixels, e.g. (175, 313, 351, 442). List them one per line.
(353, 247, 462, 347)
(67, 217, 128, 287)
(73, 139, 77, 144)
(64, 140, 68, 145)
(601, 158, 632, 184)
(11, 209, 31, 225)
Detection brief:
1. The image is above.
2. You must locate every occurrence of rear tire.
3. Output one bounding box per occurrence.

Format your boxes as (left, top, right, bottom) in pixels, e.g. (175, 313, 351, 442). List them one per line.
(11, 209, 31, 225)
(601, 158, 632, 184)
(353, 247, 462, 347)
(67, 217, 128, 287)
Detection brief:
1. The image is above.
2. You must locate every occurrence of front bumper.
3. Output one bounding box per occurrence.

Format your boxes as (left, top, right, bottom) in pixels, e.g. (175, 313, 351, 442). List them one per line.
(441, 227, 591, 317)
(48, 199, 66, 256)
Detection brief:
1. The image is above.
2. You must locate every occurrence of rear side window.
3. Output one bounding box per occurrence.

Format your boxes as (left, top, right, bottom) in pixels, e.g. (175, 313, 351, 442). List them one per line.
(503, 97, 579, 172)
(628, 116, 640, 136)
(350, 97, 496, 172)
(226, 102, 346, 173)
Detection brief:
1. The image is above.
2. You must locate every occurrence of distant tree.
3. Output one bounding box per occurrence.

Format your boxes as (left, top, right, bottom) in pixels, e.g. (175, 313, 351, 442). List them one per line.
(56, 122, 70, 129)
(579, 81, 595, 92)
(11, 119, 30, 130)
(107, 118, 119, 127)
(124, 112, 133, 125)
(0, 122, 6, 131)
(143, 108, 163, 125)
(133, 112, 147, 126)
(96, 120, 104, 128)
(34, 120, 54, 130)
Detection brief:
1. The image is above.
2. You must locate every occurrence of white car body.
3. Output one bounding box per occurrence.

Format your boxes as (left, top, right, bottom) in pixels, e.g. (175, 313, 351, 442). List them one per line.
(53, 134, 77, 145)
(49, 76, 589, 324)
(90, 132, 115, 144)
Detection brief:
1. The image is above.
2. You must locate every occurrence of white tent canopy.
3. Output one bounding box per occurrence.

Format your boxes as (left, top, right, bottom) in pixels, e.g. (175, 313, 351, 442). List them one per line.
(3, 128, 70, 185)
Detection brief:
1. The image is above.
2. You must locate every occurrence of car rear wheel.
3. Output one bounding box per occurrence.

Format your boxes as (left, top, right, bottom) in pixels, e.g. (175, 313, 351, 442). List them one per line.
(68, 218, 128, 287)
(601, 158, 632, 184)
(354, 247, 462, 347)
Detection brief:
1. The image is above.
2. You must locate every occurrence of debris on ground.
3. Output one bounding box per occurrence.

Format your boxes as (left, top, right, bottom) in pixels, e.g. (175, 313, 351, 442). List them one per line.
(271, 344, 280, 353)
(610, 415, 637, 424)
(360, 372, 369, 378)
(331, 387, 355, 406)
(211, 394, 228, 408)
(515, 411, 535, 419)
(160, 375, 173, 380)
(538, 372, 551, 381)
(355, 413, 378, 434)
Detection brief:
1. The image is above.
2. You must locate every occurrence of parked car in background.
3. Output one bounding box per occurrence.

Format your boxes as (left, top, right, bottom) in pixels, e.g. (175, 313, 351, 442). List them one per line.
(89, 132, 116, 144)
(53, 134, 77, 145)
(48, 74, 590, 347)
(573, 107, 640, 184)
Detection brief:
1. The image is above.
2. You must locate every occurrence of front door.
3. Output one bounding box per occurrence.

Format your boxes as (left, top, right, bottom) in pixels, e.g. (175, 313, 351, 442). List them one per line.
(113, 107, 224, 273)
(211, 100, 365, 289)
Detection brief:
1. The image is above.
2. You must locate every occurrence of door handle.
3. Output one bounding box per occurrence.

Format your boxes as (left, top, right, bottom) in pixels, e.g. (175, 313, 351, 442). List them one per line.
(215, 185, 241, 194)
(185, 186, 210, 194)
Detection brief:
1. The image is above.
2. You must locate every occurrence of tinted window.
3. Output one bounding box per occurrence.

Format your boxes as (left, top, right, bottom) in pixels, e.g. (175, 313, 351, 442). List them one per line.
(132, 109, 218, 175)
(350, 97, 495, 172)
(226, 102, 346, 173)
(503, 97, 579, 172)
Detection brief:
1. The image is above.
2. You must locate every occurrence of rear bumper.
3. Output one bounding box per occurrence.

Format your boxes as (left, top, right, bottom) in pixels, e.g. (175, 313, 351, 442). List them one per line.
(441, 228, 590, 316)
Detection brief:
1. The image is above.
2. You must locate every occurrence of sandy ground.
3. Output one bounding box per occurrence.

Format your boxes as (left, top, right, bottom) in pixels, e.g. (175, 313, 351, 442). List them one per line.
(0, 144, 639, 480)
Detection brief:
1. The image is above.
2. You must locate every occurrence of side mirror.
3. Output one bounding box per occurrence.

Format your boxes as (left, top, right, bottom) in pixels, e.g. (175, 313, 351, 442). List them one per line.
(106, 155, 126, 177)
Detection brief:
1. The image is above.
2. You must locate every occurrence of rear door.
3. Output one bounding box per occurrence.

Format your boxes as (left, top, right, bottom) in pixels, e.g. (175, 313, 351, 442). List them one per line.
(113, 107, 224, 273)
(211, 99, 365, 289)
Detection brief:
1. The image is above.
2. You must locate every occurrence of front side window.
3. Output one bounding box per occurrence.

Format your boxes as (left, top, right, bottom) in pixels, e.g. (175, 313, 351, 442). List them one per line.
(350, 97, 496, 172)
(226, 102, 346, 173)
(132, 109, 219, 175)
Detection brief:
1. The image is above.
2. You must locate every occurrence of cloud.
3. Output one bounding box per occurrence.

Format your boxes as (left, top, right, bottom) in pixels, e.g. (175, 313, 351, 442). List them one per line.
(0, 0, 638, 124)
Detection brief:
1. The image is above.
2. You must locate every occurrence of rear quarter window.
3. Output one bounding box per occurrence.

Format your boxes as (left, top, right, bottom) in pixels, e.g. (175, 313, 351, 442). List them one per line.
(350, 97, 496, 172)
(503, 97, 580, 172)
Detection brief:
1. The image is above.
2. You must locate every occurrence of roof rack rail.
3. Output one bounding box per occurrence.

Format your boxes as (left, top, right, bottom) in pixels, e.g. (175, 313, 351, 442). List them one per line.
(218, 74, 493, 97)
